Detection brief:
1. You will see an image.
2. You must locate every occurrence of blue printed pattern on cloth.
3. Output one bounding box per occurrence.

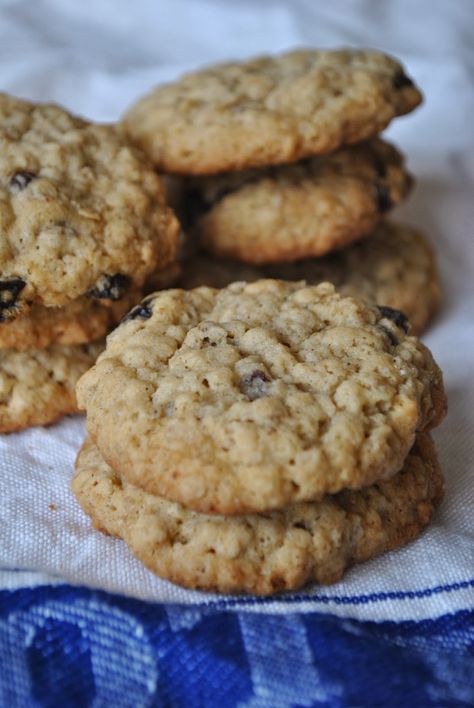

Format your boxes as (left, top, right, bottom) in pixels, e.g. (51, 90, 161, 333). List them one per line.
(0, 586, 473, 707)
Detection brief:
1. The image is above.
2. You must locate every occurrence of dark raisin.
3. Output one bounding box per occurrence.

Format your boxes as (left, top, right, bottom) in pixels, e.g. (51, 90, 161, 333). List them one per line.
(0, 278, 26, 320)
(87, 274, 130, 301)
(375, 183, 393, 212)
(9, 171, 37, 191)
(392, 70, 414, 90)
(378, 306, 409, 333)
(240, 369, 270, 400)
(378, 324, 399, 347)
(121, 299, 154, 323)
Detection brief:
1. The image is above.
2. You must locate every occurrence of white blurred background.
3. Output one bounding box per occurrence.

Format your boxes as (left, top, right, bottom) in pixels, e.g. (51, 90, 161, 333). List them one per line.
(0, 0, 470, 150)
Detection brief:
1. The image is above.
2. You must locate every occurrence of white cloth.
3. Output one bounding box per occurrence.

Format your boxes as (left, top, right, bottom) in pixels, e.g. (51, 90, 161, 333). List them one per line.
(0, 0, 473, 621)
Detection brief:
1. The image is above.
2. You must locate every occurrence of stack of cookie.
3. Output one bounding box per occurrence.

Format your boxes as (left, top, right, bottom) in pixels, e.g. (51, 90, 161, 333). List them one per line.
(73, 281, 447, 595)
(123, 49, 440, 335)
(0, 93, 179, 433)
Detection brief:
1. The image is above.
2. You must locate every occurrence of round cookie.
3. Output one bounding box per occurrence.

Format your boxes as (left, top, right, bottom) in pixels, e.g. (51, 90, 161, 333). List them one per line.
(180, 221, 441, 336)
(73, 433, 444, 595)
(0, 340, 103, 433)
(183, 139, 413, 262)
(77, 281, 446, 515)
(0, 92, 179, 316)
(123, 48, 422, 175)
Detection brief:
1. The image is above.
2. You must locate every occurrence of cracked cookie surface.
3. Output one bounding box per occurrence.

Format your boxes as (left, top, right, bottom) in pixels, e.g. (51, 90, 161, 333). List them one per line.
(180, 221, 441, 335)
(0, 339, 103, 433)
(77, 281, 446, 514)
(0, 93, 179, 314)
(73, 433, 443, 595)
(182, 139, 412, 262)
(123, 48, 421, 174)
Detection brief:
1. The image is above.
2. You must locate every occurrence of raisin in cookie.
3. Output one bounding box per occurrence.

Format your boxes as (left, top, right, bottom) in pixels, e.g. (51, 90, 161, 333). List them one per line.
(0, 93, 179, 316)
(73, 433, 443, 595)
(182, 139, 412, 262)
(0, 340, 103, 433)
(123, 49, 421, 175)
(180, 221, 440, 335)
(77, 281, 446, 514)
